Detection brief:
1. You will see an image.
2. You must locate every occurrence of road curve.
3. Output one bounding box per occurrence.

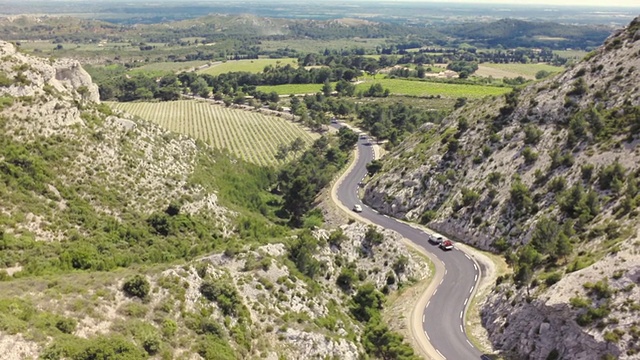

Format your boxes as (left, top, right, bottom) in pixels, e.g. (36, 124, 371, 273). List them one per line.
(336, 134, 484, 360)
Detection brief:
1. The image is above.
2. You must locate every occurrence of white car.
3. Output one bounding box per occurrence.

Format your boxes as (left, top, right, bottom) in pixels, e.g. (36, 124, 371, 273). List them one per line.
(429, 235, 444, 245)
(352, 204, 362, 213)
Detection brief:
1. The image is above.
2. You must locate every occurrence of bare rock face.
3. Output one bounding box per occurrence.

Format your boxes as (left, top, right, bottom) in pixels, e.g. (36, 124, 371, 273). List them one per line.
(0, 40, 99, 103)
(53, 59, 100, 103)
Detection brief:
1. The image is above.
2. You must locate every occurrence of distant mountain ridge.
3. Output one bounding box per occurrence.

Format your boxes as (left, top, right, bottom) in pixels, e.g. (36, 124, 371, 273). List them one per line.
(0, 13, 611, 50)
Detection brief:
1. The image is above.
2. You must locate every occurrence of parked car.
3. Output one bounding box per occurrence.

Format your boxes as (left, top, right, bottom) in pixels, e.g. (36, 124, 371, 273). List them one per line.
(440, 239, 454, 251)
(352, 204, 362, 213)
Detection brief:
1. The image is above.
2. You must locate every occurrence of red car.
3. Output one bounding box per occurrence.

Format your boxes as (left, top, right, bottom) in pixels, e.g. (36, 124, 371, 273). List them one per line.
(440, 239, 454, 251)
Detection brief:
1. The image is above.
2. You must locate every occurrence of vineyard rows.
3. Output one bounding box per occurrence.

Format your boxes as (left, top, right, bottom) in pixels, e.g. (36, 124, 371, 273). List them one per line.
(108, 100, 319, 166)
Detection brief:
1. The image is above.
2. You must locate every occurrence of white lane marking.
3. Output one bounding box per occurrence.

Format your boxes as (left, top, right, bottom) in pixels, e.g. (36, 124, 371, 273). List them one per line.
(459, 311, 463, 319)
(426, 301, 430, 308)
(433, 288, 438, 295)
(464, 254, 471, 260)
(425, 331, 430, 341)
(474, 274, 478, 282)
(460, 324, 463, 332)
(435, 349, 445, 360)
(445, 269, 447, 275)
(469, 286, 475, 293)
(467, 340, 473, 347)
(464, 298, 468, 306)
(422, 314, 425, 323)
(473, 263, 477, 271)
(439, 278, 444, 285)
(441, 260, 445, 266)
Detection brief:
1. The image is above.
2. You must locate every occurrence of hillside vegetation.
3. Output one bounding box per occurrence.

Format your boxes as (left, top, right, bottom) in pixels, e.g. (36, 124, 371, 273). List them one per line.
(0, 40, 427, 359)
(364, 17, 640, 359)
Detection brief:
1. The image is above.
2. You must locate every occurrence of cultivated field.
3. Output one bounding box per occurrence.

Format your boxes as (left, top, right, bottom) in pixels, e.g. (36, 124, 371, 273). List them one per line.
(131, 60, 211, 73)
(554, 49, 589, 61)
(257, 83, 328, 95)
(476, 63, 564, 79)
(258, 78, 511, 98)
(197, 58, 298, 76)
(108, 100, 318, 166)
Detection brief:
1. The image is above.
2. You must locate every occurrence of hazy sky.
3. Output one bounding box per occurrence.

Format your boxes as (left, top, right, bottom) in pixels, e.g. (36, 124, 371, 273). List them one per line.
(372, 0, 640, 7)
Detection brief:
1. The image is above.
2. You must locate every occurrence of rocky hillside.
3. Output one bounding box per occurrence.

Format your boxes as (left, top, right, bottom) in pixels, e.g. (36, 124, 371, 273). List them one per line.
(364, 17, 640, 359)
(0, 41, 427, 359)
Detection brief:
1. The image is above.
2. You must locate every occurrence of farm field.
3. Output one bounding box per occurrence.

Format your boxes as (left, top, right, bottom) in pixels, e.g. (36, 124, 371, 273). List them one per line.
(258, 78, 511, 98)
(476, 63, 564, 79)
(131, 60, 211, 73)
(197, 58, 298, 76)
(256, 83, 329, 95)
(554, 49, 589, 61)
(107, 100, 318, 166)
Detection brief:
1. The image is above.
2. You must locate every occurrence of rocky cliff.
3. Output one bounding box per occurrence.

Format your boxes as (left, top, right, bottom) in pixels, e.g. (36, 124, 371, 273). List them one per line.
(364, 17, 640, 359)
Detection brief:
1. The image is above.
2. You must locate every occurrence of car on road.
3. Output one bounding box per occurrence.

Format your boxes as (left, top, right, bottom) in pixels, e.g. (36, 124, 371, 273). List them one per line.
(429, 235, 444, 245)
(352, 204, 362, 212)
(440, 239, 454, 251)
(359, 134, 367, 140)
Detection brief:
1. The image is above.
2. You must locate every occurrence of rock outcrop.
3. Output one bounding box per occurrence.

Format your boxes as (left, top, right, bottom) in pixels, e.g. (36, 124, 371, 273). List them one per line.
(364, 17, 640, 359)
(0, 41, 99, 103)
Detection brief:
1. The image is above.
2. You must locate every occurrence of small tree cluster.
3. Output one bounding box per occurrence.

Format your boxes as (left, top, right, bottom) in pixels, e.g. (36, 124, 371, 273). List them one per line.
(122, 274, 150, 299)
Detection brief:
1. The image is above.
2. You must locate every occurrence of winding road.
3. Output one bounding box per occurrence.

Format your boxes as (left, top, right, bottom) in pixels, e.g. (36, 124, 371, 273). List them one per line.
(335, 133, 486, 360)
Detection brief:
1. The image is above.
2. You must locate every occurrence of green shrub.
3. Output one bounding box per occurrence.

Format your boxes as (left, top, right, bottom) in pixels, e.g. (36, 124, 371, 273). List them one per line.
(142, 335, 161, 355)
(544, 272, 563, 286)
(0, 71, 13, 87)
(55, 317, 77, 334)
(547, 176, 566, 193)
(461, 188, 480, 207)
(118, 302, 148, 318)
(197, 334, 236, 360)
(569, 296, 591, 309)
(581, 164, 595, 182)
(122, 275, 150, 299)
(364, 226, 384, 247)
(199, 277, 249, 320)
(523, 125, 543, 145)
(42, 335, 145, 360)
(583, 279, 614, 299)
(288, 230, 321, 278)
(337, 266, 359, 292)
(161, 319, 177, 338)
(599, 161, 626, 191)
(603, 330, 621, 343)
(522, 146, 539, 165)
(487, 172, 502, 186)
(328, 229, 347, 249)
(419, 210, 437, 224)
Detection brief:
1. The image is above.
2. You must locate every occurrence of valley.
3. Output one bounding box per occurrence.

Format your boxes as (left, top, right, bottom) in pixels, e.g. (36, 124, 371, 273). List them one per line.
(0, 2, 639, 360)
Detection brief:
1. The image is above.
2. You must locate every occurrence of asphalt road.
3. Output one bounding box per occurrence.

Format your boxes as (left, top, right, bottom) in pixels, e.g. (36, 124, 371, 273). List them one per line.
(336, 134, 484, 360)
